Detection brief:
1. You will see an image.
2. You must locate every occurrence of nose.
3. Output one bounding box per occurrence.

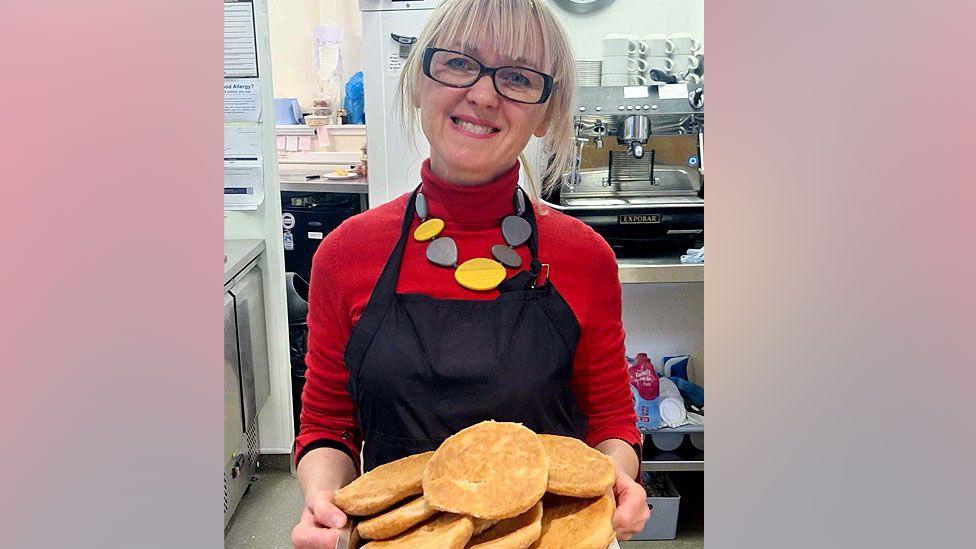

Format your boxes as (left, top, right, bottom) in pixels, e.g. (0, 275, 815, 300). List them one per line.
(465, 72, 500, 108)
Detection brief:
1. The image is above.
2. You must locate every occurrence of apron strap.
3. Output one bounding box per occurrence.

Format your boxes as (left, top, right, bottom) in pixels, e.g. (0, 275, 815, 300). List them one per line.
(369, 186, 421, 304)
(520, 190, 543, 277)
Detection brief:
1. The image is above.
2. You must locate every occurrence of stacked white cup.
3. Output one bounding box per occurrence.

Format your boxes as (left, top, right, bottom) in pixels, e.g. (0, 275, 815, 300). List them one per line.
(643, 34, 675, 83)
(666, 32, 702, 82)
(602, 34, 648, 86)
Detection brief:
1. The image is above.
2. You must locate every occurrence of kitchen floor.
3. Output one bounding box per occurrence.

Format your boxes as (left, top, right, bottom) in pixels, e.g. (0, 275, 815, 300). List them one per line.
(225, 456, 703, 548)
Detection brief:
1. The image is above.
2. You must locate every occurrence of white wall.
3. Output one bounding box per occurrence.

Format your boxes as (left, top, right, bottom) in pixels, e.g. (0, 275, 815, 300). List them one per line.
(553, 0, 704, 59)
(268, 0, 319, 107)
(319, 0, 364, 89)
(622, 283, 704, 386)
(268, 0, 364, 108)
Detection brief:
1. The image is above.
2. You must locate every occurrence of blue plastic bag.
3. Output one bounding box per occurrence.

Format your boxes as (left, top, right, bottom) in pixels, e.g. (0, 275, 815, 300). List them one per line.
(343, 71, 365, 124)
(660, 355, 691, 381)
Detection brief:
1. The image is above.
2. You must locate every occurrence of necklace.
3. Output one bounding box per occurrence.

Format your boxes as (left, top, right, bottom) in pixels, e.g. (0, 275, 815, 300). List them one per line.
(412, 186, 532, 291)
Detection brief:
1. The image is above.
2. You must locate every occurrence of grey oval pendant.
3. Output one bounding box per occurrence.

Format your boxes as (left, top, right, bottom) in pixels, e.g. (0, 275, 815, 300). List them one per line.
(502, 215, 532, 247)
(514, 187, 526, 215)
(416, 192, 428, 220)
(491, 244, 522, 269)
(425, 236, 457, 267)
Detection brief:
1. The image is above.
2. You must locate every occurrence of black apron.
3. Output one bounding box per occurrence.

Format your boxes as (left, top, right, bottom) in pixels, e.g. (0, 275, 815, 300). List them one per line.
(344, 188, 588, 471)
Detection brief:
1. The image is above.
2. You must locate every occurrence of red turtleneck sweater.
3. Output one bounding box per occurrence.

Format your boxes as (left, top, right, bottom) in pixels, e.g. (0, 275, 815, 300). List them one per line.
(297, 160, 639, 466)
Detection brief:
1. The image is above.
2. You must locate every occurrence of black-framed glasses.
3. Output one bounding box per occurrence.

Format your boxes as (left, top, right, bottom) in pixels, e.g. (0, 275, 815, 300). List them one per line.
(422, 47, 554, 105)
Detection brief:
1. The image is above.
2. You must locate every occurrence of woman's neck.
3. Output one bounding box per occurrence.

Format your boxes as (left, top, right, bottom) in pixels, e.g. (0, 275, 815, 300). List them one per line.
(428, 156, 517, 186)
(420, 158, 521, 223)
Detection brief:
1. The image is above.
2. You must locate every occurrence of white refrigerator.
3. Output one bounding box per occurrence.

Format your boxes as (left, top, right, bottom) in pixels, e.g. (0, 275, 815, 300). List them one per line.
(359, 0, 442, 207)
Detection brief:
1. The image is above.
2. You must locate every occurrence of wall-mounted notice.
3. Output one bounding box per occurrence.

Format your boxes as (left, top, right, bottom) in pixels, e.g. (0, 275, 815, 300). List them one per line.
(387, 52, 405, 79)
(224, 1, 258, 78)
(225, 160, 264, 210)
(224, 126, 262, 161)
(224, 79, 261, 122)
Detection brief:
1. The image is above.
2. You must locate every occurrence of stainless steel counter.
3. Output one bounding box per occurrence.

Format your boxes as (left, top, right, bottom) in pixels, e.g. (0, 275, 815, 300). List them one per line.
(278, 175, 368, 194)
(224, 239, 265, 286)
(617, 257, 704, 283)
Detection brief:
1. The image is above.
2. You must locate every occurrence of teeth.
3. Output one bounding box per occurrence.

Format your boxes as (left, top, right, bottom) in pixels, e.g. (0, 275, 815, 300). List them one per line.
(453, 117, 496, 135)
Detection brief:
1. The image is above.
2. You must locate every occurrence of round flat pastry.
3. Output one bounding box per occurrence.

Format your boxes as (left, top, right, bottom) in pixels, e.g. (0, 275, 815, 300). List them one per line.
(361, 513, 474, 549)
(472, 518, 501, 536)
(423, 421, 549, 520)
(468, 501, 543, 549)
(334, 451, 434, 516)
(539, 434, 616, 497)
(356, 495, 438, 540)
(532, 493, 616, 549)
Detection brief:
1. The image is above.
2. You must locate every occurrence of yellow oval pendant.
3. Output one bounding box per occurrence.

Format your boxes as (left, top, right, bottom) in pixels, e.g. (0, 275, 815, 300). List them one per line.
(455, 258, 506, 291)
(413, 218, 444, 241)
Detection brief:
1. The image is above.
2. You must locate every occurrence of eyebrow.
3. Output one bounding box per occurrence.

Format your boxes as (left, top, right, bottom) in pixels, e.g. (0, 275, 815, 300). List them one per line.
(450, 43, 538, 68)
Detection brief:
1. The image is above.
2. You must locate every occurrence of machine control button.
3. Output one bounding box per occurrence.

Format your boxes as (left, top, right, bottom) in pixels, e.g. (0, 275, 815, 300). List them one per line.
(626, 105, 634, 110)
(689, 87, 704, 109)
(579, 106, 586, 112)
(618, 105, 625, 111)
(651, 104, 659, 110)
(643, 105, 650, 110)
(595, 106, 602, 111)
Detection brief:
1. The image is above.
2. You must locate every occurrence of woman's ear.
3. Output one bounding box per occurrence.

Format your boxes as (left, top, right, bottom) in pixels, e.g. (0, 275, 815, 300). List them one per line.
(532, 111, 550, 138)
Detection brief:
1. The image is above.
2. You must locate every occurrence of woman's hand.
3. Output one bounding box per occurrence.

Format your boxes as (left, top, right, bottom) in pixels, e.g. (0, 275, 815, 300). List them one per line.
(290, 489, 348, 548)
(610, 468, 651, 541)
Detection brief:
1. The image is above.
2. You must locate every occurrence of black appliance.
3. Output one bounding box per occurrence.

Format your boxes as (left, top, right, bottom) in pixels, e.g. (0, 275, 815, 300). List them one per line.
(281, 191, 363, 283)
(284, 272, 310, 435)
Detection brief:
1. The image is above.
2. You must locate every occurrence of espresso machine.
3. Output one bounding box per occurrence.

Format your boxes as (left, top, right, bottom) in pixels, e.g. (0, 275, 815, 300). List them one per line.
(541, 84, 704, 256)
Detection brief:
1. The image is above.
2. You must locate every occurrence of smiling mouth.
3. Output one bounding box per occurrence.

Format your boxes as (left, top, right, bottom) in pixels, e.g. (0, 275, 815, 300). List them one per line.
(450, 116, 500, 135)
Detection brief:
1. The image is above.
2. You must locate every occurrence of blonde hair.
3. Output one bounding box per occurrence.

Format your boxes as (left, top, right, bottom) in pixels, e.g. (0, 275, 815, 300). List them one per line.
(394, 0, 577, 197)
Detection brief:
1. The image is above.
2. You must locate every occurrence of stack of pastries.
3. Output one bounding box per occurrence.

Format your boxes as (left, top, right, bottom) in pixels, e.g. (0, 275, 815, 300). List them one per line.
(333, 421, 618, 549)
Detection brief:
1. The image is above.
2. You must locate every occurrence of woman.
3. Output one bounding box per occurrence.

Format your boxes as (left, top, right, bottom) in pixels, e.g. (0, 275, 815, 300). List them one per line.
(291, 1, 649, 546)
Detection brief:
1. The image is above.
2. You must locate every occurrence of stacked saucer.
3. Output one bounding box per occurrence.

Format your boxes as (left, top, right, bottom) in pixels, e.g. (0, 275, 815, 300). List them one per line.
(575, 59, 602, 86)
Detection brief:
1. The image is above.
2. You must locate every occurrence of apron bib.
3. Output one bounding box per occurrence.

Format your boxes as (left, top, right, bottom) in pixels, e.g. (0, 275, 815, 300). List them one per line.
(344, 188, 588, 471)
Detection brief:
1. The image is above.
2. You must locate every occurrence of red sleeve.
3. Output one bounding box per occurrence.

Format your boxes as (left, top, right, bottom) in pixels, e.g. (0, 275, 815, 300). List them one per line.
(569, 234, 641, 453)
(295, 227, 362, 467)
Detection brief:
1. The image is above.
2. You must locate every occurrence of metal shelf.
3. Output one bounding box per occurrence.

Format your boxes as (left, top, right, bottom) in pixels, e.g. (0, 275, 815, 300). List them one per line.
(617, 257, 703, 284)
(641, 423, 704, 435)
(641, 425, 704, 471)
(641, 447, 704, 472)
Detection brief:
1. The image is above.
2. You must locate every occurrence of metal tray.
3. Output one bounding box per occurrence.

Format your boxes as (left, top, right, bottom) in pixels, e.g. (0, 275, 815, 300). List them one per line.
(561, 166, 701, 205)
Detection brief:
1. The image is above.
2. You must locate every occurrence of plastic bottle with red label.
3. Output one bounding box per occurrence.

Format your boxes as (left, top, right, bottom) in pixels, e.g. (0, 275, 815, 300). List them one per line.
(628, 353, 661, 430)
